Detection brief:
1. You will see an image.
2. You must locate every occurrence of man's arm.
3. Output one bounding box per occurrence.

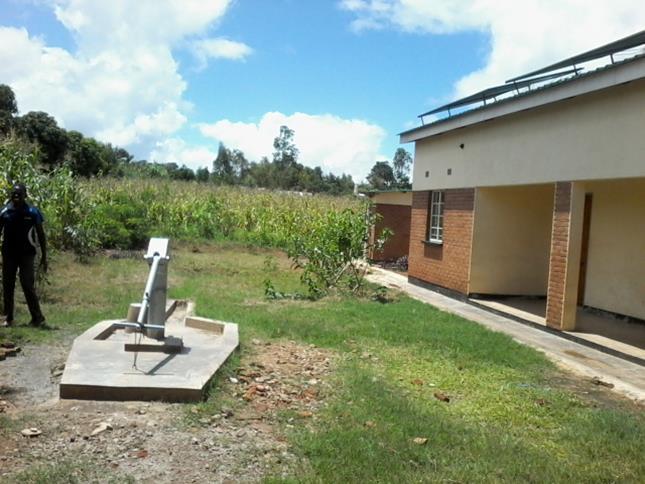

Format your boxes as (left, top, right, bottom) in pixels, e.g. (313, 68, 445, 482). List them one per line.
(36, 223, 47, 273)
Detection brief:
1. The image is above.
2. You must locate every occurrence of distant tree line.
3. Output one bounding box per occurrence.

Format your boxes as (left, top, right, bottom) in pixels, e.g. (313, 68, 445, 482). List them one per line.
(1, 83, 411, 194)
(0, 84, 132, 177)
(210, 126, 354, 195)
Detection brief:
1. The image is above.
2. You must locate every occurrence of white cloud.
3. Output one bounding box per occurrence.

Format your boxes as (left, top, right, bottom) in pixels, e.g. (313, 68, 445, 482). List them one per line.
(191, 38, 253, 69)
(199, 112, 387, 181)
(149, 138, 216, 171)
(1, 0, 238, 159)
(340, 0, 645, 97)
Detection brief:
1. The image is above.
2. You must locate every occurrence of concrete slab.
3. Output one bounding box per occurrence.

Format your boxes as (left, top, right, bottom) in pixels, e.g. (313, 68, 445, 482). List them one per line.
(469, 297, 645, 363)
(60, 301, 239, 402)
(367, 267, 645, 404)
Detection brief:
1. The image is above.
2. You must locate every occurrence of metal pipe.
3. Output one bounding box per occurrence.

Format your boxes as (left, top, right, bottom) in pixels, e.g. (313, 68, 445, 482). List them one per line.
(137, 253, 161, 325)
(114, 321, 166, 331)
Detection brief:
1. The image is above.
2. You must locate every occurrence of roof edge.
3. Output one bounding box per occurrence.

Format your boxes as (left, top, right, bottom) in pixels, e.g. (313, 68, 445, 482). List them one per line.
(400, 55, 645, 143)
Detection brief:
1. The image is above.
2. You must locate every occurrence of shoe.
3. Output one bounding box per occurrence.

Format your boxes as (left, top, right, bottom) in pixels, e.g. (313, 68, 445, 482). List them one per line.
(29, 316, 46, 327)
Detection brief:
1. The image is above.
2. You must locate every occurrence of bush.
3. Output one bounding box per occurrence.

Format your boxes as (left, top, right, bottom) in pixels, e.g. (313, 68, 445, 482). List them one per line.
(0, 139, 97, 257)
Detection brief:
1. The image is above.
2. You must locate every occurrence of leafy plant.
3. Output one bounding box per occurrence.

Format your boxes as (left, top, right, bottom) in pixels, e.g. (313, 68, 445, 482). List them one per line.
(286, 205, 390, 297)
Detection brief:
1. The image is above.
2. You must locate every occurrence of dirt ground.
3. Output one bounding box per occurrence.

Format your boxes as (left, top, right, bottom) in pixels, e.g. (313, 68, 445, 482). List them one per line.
(0, 336, 335, 482)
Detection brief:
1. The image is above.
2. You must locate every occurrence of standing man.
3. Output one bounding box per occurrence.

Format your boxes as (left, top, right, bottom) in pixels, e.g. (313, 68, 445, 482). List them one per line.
(0, 183, 47, 327)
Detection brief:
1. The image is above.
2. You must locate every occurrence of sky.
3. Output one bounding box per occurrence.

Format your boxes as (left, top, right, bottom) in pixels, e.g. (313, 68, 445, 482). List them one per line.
(1, 0, 644, 182)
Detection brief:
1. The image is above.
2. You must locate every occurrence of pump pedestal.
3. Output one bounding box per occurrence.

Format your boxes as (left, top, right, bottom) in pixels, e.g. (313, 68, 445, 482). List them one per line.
(59, 238, 239, 402)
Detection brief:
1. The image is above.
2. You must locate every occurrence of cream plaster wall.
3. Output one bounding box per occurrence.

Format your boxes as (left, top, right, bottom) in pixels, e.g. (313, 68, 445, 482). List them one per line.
(469, 185, 554, 295)
(583, 178, 645, 319)
(370, 191, 412, 206)
(412, 78, 645, 191)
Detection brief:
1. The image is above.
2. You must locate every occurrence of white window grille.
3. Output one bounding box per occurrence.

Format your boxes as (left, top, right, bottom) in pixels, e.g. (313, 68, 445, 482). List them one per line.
(428, 191, 444, 243)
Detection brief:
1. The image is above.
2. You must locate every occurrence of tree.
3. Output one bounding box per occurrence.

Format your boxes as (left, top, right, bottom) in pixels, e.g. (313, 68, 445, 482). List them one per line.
(212, 142, 234, 184)
(195, 166, 210, 182)
(165, 163, 195, 181)
(392, 148, 412, 189)
(17, 111, 68, 168)
(271, 126, 301, 190)
(366, 161, 396, 190)
(0, 84, 18, 135)
(113, 146, 134, 164)
(0, 85, 18, 115)
(65, 130, 106, 176)
(272, 125, 299, 169)
(230, 149, 249, 181)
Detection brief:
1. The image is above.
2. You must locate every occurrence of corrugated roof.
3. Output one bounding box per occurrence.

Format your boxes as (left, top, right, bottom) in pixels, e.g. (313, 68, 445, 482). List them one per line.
(418, 69, 578, 118)
(401, 50, 645, 138)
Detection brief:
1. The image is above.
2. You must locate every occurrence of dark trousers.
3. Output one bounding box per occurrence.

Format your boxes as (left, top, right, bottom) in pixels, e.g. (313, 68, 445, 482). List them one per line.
(2, 253, 43, 321)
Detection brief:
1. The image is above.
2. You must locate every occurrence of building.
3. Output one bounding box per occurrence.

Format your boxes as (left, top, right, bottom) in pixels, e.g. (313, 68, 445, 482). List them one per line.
(365, 190, 412, 263)
(400, 31, 645, 338)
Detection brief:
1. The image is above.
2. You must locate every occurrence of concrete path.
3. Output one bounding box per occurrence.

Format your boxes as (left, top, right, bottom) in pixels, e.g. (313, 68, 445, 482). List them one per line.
(367, 267, 645, 404)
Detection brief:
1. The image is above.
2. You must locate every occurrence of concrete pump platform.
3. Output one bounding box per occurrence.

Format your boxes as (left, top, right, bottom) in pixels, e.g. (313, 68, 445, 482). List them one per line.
(60, 301, 239, 402)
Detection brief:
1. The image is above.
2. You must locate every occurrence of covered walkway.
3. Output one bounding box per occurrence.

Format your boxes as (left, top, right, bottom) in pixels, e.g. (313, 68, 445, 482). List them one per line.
(469, 297, 645, 363)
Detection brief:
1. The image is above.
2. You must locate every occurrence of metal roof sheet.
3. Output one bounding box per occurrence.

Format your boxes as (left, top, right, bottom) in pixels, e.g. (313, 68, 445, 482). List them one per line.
(507, 29, 645, 82)
(416, 29, 645, 122)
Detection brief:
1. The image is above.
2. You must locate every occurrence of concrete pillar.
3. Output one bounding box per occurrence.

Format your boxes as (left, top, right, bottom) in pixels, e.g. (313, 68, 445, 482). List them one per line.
(546, 181, 585, 330)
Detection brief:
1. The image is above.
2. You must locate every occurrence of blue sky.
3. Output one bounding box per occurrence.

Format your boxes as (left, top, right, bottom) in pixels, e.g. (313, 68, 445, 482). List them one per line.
(1, 1, 643, 181)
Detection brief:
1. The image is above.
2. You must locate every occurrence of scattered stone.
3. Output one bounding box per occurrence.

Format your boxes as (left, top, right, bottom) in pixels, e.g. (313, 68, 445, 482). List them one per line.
(1, 347, 20, 357)
(413, 437, 428, 445)
(434, 392, 450, 403)
(2, 338, 332, 482)
(21, 428, 42, 437)
(243, 386, 258, 401)
(91, 422, 113, 436)
(591, 377, 614, 388)
(411, 378, 424, 386)
(364, 420, 376, 428)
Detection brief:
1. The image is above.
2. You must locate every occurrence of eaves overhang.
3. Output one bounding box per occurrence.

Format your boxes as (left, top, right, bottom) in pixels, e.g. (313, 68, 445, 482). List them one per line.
(400, 55, 645, 144)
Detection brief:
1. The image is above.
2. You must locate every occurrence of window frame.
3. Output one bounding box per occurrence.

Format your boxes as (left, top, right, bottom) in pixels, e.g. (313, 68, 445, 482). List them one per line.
(427, 190, 445, 244)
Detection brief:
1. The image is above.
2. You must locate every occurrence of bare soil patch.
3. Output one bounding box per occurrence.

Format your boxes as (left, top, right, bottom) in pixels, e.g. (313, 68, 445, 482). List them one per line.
(0, 338, 335, 482)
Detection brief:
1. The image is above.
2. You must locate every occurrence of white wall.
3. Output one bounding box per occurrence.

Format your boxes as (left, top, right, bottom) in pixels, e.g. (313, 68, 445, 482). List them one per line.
(412, 78, 645, 191)
(370, 191, 412, 206)
(470, 185, 553, 295)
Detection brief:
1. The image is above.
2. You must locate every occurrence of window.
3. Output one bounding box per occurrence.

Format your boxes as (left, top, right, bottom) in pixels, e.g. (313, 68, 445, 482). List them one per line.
(428, 190, 444, 243)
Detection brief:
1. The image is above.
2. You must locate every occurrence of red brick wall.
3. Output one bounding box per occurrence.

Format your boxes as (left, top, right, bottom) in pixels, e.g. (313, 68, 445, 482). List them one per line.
(545, 181, 571, 328)
(408, 189, 475, 294)
(370, 203, 411, 261)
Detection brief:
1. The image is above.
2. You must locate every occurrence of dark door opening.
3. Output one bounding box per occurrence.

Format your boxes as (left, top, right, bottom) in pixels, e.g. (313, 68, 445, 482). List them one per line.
(577, 193, 593, 305)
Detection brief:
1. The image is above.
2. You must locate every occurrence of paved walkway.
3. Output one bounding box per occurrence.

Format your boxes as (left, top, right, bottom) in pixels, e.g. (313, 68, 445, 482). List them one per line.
(367, 267, 645, 404)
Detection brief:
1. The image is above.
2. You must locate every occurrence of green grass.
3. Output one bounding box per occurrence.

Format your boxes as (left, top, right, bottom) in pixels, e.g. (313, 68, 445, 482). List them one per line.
(1, 251, 148, 345)
(2, 242, 643, 483)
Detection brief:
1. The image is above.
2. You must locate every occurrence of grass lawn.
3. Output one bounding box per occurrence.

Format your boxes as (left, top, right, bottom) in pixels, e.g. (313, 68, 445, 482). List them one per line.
(2, 241, 643, 483)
